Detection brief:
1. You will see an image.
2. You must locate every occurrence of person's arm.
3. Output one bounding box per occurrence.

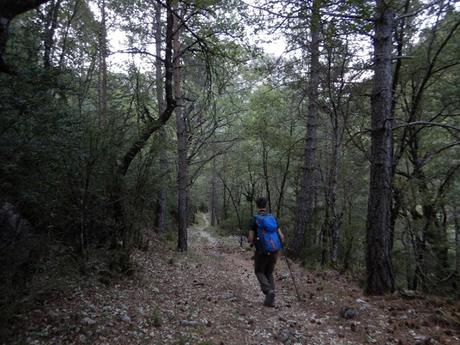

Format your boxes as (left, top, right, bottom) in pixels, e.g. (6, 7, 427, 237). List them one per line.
(248, 216, 256, 245)
(248, 230, 255, 244)
(278, 228, 285, 244)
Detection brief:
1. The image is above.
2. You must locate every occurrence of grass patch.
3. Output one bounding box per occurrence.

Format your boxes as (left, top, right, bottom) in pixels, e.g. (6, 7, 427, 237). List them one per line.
(173, 334, 193, 345)
(162, 230, 177, 251)
(151, 308, 162, 327)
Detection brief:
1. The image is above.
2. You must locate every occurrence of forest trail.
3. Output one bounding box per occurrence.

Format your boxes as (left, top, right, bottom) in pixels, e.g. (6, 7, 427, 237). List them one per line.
(7, 213, 460, 345)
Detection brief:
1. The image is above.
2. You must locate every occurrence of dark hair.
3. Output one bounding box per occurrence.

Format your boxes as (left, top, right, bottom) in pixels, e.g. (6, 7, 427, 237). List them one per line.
(255, 197, 267, 209)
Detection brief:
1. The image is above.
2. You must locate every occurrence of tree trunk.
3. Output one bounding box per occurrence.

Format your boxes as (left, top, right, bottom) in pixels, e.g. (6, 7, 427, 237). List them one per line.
(174, 3, 187, 252)
(154, 2, 167, 233)
(117, 0, 175, 177)
(222, 175, 228, 219)
(112, 0, 176, 245)
(321, 203, 330, 267)
(329, 128, 341, 265)
(244, 164, 256, 217)
(98, 0, 108, 129)
(291, 0, 321, 256)
(455, 208, 460, 286)
(261, 141, 272, 213)
(276, 121, 293, 219)
(389, 0, 410, 255)
(276, 151, 290, 219)
(218, 174, 242, 230)
(365, 0, 395, 295)
(155, 128, 168, 233)
(58, 0, 80, 68)
(342, 198, 354, 271)
(210, 157, 219, 226)
(43, 0, 62, 69)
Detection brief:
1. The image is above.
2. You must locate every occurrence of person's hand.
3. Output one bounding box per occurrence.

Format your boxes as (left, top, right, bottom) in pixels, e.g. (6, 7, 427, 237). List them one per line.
(278, 228, 285, 243)
(248, 231, 255, 244)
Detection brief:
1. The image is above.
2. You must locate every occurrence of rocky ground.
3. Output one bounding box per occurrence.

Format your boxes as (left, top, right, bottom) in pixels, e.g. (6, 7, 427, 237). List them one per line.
(4, 213, 460, 345)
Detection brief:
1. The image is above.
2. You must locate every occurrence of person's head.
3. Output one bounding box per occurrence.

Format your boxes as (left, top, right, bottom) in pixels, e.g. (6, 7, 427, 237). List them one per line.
(255, 197, 267, 210)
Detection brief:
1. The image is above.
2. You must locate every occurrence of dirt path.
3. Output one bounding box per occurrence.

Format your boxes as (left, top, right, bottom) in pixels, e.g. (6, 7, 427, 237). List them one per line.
(6, 213, 460, 345)
(154, 212, 365, 345)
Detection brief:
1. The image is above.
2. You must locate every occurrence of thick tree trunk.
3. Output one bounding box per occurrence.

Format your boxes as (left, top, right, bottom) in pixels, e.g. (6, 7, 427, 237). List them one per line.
(291, 0, 321, 256)
(154, 2, 167, 233)
(173, 3, 188, 252)
(365, 0, 395, 295)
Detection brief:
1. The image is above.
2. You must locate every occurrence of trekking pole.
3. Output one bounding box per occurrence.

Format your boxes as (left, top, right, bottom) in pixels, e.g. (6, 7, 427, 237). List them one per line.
(281, 247, 304, 302)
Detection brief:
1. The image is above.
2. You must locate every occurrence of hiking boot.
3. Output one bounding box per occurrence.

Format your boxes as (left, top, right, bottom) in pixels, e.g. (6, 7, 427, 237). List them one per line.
(264, 290, 275, 307)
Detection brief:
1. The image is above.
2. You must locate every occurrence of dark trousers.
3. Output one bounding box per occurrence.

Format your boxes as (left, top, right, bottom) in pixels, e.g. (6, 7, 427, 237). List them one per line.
(254, 252, 277, 294)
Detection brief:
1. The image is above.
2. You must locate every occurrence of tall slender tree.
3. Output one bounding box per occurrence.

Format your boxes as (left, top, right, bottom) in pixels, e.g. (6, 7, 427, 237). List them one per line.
(456, 208, 460, 283)
(112, 0, 177, 247)
(42, 0, 62, 69)
(210, 155, 219, 226)
(365, 0, 395, 295)
(154, 2, 167, 233)
(98, 0, 108, 129)
(174, 1, 188, 252)
(291, 0, 322, 256)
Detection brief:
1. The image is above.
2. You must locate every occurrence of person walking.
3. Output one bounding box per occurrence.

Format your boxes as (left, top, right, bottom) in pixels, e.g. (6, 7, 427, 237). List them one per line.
(248, 197, 285, 307)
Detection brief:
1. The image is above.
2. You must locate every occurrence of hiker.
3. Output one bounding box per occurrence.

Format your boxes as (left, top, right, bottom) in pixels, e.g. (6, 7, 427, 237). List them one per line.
(248, 197, 285, 307)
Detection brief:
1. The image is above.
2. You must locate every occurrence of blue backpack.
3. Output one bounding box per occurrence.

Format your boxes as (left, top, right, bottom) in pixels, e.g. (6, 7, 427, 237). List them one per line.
(255, 213, 282, 254)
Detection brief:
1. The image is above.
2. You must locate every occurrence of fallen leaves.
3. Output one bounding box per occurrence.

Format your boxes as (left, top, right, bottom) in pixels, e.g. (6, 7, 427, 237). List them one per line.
(4, 216, 460, 345)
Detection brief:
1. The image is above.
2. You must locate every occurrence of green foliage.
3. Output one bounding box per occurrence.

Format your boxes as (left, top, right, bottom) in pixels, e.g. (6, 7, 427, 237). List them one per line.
(163, 229, 178, 251)
(390, 8, 460, 295)
(151, 308, 163, 327)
